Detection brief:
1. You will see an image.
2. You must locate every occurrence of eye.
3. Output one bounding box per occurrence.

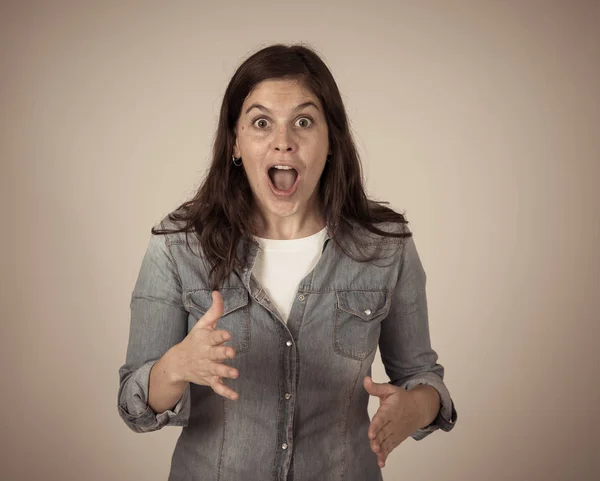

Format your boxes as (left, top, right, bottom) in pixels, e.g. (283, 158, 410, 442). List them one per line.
(252, 118, 270, 129)
(295, 116, 313, 128)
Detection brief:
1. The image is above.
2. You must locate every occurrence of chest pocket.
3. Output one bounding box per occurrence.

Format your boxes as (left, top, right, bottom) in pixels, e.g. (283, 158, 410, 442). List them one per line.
(334, 290, 390, 361)
(184, 287, 250, 355)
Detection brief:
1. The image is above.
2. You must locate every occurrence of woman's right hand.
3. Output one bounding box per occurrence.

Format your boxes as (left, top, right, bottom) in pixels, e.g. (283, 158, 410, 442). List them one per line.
(169, 290, 239, 400)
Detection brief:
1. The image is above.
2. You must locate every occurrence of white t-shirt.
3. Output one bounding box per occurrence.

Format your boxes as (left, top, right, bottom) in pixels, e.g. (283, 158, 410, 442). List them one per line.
(252, 227, 328, 324)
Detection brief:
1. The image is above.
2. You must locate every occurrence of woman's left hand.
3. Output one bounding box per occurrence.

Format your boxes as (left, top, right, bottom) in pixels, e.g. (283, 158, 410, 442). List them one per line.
(363, 376, 422, 468)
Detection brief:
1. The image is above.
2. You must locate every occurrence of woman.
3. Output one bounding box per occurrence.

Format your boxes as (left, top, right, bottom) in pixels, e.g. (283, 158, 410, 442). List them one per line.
(118, 43, 457, 481)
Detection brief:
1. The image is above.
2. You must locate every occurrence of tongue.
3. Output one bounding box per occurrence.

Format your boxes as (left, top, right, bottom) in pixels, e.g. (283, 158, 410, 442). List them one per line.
(271, 169, 296, 191)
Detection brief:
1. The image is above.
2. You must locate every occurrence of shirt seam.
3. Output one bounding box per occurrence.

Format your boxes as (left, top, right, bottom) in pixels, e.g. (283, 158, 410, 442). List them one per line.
(131, 294, 185, 309)
(161, 220, 185, 291)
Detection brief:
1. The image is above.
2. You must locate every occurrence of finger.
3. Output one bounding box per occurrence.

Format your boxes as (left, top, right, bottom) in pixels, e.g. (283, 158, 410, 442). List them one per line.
(209, 345, 236, 361)
(375, 430, 394, 459)
(368, 413, 387, 440)
(211, 362, 239, 380)
(364, 376, 393, 400)
(377, 447, 390, 467)
(210, 376, 239, 401)
(380, 436, 398, 461)
(373, 419, 392, 448)
(208, 329, 232, 346)
(194, 291, 224, 329)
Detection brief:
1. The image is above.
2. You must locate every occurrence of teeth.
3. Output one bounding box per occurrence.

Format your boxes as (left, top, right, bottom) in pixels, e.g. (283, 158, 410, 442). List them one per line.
(272, 165, 294, 170)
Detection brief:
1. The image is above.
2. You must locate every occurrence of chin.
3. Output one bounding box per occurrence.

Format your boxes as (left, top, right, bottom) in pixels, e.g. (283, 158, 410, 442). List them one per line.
(266, 201, 300, 217)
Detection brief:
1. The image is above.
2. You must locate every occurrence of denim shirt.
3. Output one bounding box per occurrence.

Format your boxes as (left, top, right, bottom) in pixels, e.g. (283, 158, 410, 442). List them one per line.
(117, 214, 458, 481)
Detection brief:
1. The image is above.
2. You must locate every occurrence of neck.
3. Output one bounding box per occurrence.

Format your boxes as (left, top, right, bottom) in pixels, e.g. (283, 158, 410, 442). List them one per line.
(252, 203, 326, 240)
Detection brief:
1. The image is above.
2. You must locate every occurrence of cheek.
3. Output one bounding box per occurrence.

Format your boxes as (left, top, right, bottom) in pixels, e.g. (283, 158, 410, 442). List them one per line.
(254, 144, 267, 157)
(242, 136, 268, 158)
(242, 161, 266, 189)
(239, 128, 266, 149)
(238, 139, 267, 173)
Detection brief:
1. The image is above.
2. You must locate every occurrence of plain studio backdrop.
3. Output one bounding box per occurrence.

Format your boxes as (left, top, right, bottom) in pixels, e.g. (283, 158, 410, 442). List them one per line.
(1, 1, 599, 480)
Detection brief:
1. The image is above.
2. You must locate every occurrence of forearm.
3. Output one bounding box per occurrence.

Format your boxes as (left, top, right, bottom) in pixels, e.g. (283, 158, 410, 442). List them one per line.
(409, 384, 441, 429)
(148, 346, 189, 414)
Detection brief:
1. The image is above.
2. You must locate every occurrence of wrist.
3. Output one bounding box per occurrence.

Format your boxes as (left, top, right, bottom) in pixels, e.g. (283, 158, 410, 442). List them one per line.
(162, 344, 187, 384)
(408, 384, 441, 429)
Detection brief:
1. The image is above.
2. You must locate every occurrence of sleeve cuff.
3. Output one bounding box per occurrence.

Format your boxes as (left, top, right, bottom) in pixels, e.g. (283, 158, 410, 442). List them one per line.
(393, 372, 457, 441)
(118, 360, 190, 433)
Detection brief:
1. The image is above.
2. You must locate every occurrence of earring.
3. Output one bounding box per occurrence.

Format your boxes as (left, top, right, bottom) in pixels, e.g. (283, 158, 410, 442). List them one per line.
(232, 155, 242, 166)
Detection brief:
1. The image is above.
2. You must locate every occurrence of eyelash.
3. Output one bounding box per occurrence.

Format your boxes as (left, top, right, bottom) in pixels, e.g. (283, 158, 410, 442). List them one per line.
(251, 115, 314, 129)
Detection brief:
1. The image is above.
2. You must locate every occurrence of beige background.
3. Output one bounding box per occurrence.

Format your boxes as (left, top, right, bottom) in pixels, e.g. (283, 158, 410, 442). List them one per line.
(1, 1, 599, 480)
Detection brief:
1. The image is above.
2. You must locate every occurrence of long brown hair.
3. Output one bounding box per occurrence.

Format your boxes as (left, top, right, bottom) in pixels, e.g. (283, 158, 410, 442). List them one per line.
(152, 43, 412, 290)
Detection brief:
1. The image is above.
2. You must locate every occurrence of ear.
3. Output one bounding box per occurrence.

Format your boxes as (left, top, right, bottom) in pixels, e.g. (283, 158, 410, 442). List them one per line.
(233, 130, 240, 158)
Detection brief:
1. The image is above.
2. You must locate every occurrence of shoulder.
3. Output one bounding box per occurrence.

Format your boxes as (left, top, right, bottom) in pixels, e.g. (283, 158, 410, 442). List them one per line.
(347, 219, 411, 246)
(155, 211, 199, 241)
(360, 200, 412, 241)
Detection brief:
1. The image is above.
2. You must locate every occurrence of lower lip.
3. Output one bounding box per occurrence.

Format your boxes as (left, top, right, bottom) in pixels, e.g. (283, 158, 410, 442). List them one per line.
(267, 171, 301, 198)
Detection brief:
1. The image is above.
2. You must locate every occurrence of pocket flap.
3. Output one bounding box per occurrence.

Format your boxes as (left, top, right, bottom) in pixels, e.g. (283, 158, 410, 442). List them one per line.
(185, 287, 248, 317)
(336, 290, 388, 321)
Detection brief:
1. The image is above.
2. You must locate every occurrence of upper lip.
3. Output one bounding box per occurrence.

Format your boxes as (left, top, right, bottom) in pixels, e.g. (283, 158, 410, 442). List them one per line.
(266, 162, 301, 173)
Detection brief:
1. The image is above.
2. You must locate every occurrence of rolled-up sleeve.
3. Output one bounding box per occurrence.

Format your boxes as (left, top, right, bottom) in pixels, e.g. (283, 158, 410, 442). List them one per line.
(379, 233, 458, 441)
(117, 223, 191, 433)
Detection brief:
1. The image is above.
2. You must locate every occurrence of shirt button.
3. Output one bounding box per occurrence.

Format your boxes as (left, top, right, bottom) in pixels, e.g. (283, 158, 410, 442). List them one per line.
(284, 393, 291, 399)
(282, 443, 288, 450)
(286, 340, 292, 347)
(364, 308, 372, 316)
(298, 294, 305, 301)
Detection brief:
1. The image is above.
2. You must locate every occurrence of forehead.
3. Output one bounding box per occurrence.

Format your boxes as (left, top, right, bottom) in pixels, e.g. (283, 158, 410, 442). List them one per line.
(243, 78, 321, 111)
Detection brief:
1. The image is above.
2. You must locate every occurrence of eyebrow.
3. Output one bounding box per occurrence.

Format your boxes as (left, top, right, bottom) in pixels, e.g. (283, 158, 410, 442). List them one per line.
(244, 101, 320, 115)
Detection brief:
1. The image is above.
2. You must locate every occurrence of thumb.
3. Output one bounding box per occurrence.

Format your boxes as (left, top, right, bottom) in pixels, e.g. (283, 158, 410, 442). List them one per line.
(363, 376, 395, 398)
(193, 290, 224, 330)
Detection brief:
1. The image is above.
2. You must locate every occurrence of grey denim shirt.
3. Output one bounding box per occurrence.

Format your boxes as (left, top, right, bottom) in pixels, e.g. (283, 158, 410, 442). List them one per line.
(117, 215, 458, 481)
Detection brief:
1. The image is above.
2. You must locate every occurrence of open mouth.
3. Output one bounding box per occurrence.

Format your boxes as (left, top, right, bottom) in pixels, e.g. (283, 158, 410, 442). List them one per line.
(267, 167, 299, 196)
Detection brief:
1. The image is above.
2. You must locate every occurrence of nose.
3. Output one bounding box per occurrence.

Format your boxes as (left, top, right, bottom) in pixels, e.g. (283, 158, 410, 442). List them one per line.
(274, 125, 297, 154)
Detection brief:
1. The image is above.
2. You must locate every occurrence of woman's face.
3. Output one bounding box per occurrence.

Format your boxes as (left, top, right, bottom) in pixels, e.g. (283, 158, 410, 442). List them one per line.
(233, 78, 330, 224)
